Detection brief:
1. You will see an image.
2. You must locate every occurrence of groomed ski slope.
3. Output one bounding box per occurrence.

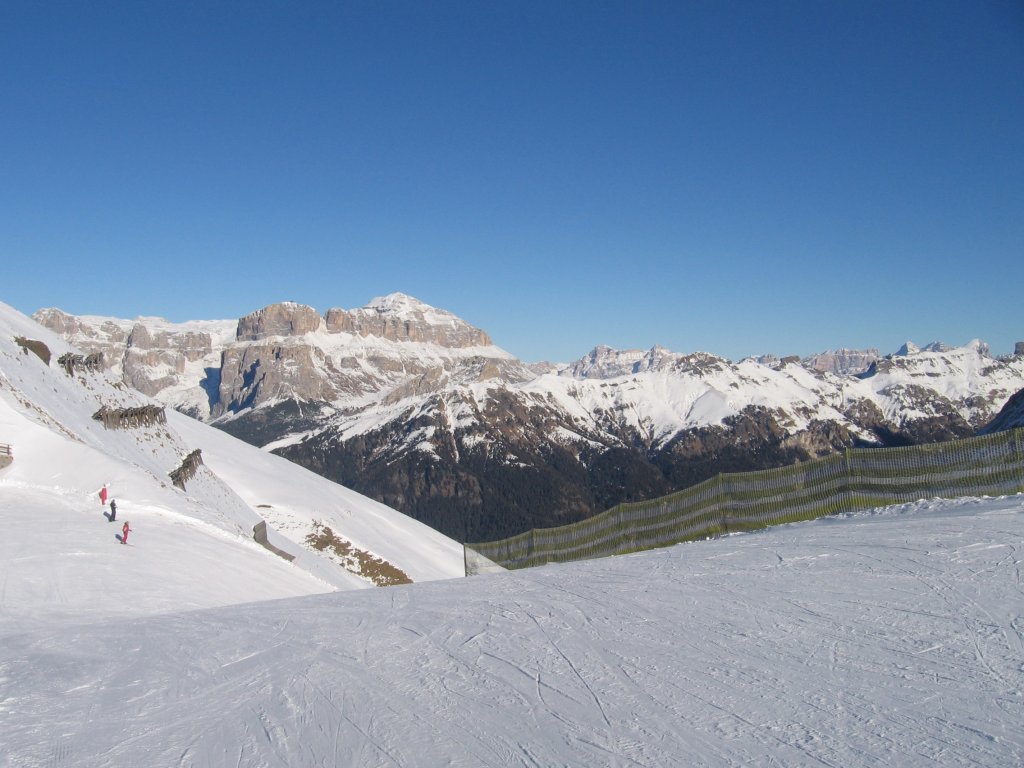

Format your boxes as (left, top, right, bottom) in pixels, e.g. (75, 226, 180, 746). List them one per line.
(2, 495, 1022, 767)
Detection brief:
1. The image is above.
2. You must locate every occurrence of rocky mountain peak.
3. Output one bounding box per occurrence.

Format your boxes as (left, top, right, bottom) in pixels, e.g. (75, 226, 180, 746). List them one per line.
(324, 294, 491, 348)
(32, 308, 131, 345)
(565, 345, 731, 379)
(894, 339, 992, 360)
(565, 345, 648, 379)
(366, 292, 430, 314)
(802, 348, 880, 376)
(963, 339, 991, 357)
(32, 308, 79, 336)
(236, 303, 322, 341)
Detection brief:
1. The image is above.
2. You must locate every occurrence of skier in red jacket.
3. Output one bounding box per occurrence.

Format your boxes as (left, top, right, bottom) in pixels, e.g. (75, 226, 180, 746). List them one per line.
(121, 521, 131, 545)
(99, 484, 108, 505)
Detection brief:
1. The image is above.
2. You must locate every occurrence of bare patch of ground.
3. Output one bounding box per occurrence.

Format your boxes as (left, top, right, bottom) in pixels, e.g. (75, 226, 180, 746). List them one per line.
(305, 520, 412, 587)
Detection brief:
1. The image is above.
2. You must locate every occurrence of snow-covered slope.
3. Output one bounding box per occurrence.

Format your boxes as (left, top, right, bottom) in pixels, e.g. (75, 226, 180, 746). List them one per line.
(2, 494, 1021, 766)
(167, 408, 462, 584)
(0, 301, 463, 618)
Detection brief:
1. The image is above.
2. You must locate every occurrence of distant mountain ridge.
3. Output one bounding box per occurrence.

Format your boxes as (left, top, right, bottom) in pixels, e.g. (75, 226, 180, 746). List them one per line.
(35, 295, 1024, 542)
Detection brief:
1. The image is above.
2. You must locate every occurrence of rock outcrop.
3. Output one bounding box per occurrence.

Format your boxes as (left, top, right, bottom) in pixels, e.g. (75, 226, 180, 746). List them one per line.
(123, 323, 216, 397)
(236, 303, 323, 341)
(802, 348, 880, 376)
(216, 342, 342, 415)
(323, 293, 492, 347)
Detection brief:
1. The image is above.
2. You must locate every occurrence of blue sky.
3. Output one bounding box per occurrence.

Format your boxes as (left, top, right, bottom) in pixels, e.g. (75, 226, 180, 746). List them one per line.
(2, 1, 1022, 363)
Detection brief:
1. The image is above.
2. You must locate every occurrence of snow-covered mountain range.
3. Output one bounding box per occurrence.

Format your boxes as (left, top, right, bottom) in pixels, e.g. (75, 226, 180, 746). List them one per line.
(0, 300, 463, 605)
(35, 295, 1024, 542)
(3, 298, 1023, 766)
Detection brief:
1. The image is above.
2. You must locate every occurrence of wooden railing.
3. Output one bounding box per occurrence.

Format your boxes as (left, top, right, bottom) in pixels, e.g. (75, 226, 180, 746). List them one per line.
(0, 444, 11, 458)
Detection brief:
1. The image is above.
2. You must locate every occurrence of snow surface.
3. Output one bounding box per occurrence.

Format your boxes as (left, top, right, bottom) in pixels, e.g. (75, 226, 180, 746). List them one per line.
(2, 301, 1022, 765)
(2, 495, 1022, 766)
(366, 291, 462, 327)
(168, 409, 463, 584)
(522, 360, 852, 445)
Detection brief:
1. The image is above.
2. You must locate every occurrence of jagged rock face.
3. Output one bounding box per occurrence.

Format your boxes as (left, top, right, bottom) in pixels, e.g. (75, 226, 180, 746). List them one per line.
(236, 303, 322, 341)
(803, 349, 880, 376)
(36, 296, 513, 420)
(33, 309, 130, 351)
(127, 324, 213, 360)
(324, 294, 491, 348)
(217, 297, 503, 415)
(564, 345, 655, 378)
(33, 309, 233, 415)
(123, 324, 215, 397)
(563, 345, 730, 379)
(216, 343, 341, 415)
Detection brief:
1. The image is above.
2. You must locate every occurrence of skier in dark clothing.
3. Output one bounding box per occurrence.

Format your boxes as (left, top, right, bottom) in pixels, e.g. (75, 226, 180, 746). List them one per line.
(109, 499, 117, 521)
(121, 521, 131, 544)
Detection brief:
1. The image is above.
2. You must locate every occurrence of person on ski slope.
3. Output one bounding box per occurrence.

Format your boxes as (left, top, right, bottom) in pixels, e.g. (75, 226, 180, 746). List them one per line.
(109, 499, 117, 521)
(121, 521, 131, 544)
(99, 484, 108, 505)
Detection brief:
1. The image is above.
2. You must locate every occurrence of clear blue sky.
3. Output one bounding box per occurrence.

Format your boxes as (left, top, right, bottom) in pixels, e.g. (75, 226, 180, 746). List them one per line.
(2, 1, 1022, 362)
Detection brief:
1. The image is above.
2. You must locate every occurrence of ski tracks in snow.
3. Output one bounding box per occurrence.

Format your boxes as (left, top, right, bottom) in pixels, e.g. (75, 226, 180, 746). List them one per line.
(1, 500, 1023, 766)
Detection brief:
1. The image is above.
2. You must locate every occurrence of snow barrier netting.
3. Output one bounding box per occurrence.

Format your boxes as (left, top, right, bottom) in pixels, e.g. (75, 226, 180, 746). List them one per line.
(464, 428, 1024, 574)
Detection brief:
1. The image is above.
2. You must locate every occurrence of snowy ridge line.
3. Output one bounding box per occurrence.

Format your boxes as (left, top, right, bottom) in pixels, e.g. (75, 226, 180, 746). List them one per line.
(465, 427, 1024, 573)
